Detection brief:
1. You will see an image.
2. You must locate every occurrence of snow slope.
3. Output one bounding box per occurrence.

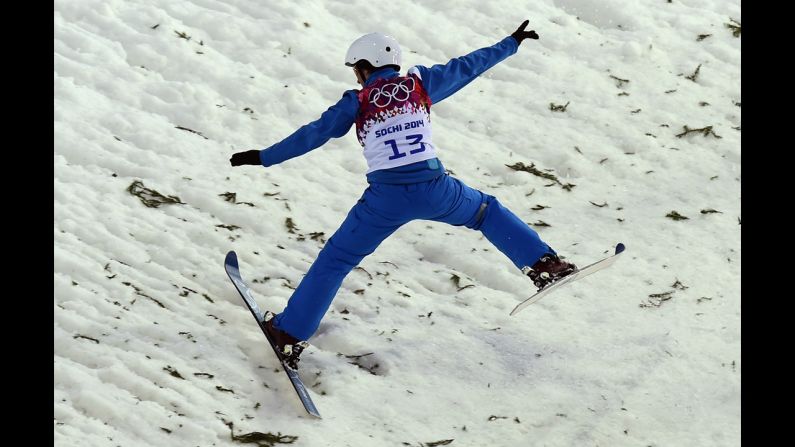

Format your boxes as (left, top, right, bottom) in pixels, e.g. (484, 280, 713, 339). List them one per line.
(55, 0, 741, 445)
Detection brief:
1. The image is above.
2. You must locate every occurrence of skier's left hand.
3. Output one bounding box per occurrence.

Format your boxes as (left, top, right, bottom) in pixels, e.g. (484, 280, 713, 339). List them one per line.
(511, 19, 539, 45)
(230, 150, 261, 166)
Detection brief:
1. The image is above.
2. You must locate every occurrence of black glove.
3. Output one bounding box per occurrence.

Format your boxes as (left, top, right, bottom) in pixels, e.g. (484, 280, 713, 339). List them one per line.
(230, 149, 261, 166)
(510, 19, 539, 45)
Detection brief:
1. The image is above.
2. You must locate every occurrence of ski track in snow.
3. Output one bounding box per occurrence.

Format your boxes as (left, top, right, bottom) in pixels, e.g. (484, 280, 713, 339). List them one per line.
(55, 0, 740, 446)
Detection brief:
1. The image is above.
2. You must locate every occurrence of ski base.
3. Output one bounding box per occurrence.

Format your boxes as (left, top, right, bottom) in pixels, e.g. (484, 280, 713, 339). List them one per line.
(510, 243, 626, 316)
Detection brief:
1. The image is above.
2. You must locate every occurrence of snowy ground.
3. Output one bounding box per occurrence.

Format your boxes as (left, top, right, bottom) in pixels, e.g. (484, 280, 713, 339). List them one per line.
(54, 0, 741, 446)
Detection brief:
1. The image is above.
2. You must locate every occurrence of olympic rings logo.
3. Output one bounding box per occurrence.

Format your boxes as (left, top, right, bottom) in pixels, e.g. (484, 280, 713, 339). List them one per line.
(368, 77, 416, 108)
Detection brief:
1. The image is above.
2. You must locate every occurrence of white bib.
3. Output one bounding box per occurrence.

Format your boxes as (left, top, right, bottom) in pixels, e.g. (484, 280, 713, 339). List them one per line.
(355, 72, 437, 173)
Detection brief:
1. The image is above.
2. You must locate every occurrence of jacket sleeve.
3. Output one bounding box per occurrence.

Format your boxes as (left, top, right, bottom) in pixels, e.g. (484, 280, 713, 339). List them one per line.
(259, 90, 359, 167)
(410, 36, 519, 104)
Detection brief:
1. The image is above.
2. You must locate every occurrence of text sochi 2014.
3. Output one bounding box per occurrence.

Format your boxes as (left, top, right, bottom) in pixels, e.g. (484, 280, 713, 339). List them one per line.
(374, 119, 425, 138)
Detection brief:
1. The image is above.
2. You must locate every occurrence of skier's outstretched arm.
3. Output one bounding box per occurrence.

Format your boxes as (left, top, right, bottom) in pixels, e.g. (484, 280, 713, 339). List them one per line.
(230, 90, 359, 167)
(411, 20, 539, 104)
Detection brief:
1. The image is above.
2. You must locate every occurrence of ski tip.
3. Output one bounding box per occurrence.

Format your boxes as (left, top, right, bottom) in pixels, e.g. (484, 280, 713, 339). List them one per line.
(615, 243, 626, 254)
(225, 250, 238, 268)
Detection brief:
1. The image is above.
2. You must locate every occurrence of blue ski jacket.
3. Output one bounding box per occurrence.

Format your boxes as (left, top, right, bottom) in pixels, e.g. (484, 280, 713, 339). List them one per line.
(258, 36, 519, 184)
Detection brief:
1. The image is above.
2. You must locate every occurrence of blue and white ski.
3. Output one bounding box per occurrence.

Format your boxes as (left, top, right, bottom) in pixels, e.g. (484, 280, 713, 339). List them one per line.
(224, 251, 321, 419)
(510, 243, 626, 316)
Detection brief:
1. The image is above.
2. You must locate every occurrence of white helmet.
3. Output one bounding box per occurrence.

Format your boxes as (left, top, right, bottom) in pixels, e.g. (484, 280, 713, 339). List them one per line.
(344, 32, 401, 68)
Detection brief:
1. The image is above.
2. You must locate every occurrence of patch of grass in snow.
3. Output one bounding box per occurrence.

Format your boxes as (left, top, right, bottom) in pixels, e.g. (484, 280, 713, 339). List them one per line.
(423, 440, 455, 447)
(175, 125, 208, 140)
(505, 162, 576, 191)
(163, 366, 185, 379)
(450, 274, 475, 291)
(609, 75, 630, 88)
(675, 125, 722, 139)
(671, 279, 689, 290)
(665, 211, 689, 221)
(174, 30, 191, 40)
(685, 64, 702, 82)
(225, 420, 297, 446)
(285, 218, 298, 234)
(73, 334, 99, 344)
(640, 291, 675, 308)
(127, 180, 184, 208)
(122, 281, 166, 308)
(341, 352, 381, 375)
(219, 192, 253, 206)
(725, 18, 741, 37)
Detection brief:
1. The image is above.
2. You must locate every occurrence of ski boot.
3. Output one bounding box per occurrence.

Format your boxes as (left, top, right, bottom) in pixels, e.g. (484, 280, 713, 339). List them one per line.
(264, 312, 309, 370)
(523, 253, 577, 290)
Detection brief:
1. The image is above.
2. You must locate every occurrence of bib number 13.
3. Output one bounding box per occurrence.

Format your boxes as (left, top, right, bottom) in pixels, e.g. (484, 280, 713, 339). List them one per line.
(385, 134, 426, 160)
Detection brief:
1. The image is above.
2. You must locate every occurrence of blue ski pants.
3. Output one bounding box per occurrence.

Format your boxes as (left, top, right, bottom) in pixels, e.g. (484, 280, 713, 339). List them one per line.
(273, 174, 554, 340)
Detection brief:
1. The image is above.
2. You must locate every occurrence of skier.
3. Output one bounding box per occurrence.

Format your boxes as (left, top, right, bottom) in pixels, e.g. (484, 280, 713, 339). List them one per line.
(230, 20, 576, 369)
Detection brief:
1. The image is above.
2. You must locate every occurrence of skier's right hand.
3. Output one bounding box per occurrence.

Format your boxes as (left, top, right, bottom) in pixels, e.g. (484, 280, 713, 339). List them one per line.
(230, 149, 262, 166)
(510, 19, 539, 45)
